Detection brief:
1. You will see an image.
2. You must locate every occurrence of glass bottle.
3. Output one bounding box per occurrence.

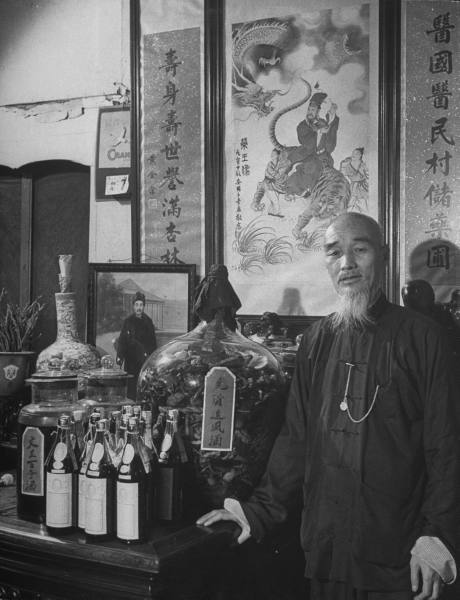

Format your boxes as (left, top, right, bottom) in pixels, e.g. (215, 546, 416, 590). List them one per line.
(156, 409, 187, 522)
(141, 410, 156, 457)
(71, 409, 86, 464)
(45, 415, 78, 534)
(109, 410, 122, 451)
(77, 412, 100, 530)
(116, 418, 149, 544)
(84, 418, 116, 541)
(122, 404, 134, 418)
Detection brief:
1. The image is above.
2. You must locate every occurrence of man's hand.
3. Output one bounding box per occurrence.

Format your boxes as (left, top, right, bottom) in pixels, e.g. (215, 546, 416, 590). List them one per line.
(196, 507, 249, 544)
(196, 508, 240, 527)
(411, 554, 445, 599)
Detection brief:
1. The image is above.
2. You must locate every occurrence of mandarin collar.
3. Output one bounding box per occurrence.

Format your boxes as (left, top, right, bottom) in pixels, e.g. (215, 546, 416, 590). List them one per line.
(368, 292, 390, 320)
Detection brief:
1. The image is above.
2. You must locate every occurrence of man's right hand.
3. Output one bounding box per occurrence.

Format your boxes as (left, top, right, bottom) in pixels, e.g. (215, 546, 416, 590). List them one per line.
(196, 508, 238, 528)
(196, 499, 251, 544)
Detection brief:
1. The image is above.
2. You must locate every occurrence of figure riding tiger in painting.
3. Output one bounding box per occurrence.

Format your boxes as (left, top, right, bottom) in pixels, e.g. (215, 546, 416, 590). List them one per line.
(251, 81, 350, 244)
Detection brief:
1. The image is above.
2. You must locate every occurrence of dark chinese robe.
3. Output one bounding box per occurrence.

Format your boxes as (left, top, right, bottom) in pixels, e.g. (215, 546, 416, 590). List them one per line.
(117, 312, 157, 385)
(241, 295, 460, 591)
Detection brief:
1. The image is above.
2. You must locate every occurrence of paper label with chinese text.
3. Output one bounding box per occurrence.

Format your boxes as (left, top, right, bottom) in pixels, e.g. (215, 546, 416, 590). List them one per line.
(21, 427, 44, 496)
(105, 174, 130, 195)
(201, 367, 236, 452)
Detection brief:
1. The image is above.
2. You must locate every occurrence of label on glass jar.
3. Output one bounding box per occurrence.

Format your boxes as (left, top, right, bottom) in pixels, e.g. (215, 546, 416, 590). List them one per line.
(78, 473, 87, 528)
(201, 367, 236, 451)
(21, 427, 45, 496)
(46, 472, 72, 528)
(85, 478, 107, 535)
(116, 482, 139, 540)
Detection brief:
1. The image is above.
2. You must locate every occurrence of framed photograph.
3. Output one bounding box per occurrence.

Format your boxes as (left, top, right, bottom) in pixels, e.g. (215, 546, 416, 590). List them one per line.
(222, 0, 385, 317)
(87, 263, 196, 363)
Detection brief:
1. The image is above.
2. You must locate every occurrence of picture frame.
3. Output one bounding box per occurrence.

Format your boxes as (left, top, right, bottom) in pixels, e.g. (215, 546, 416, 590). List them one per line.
(87, 263, 196, 362)
(222, 0, 389, 319)
(95, 106, 131, 200)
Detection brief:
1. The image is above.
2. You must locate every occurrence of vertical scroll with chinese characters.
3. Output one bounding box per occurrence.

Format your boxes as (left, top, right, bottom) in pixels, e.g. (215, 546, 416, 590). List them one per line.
(401, 2, 460, 300)
(141, 28, 202, 268)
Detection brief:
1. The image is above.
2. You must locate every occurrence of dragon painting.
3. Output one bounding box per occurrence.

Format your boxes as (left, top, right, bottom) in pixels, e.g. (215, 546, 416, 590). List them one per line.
(232, 19, 292, 118)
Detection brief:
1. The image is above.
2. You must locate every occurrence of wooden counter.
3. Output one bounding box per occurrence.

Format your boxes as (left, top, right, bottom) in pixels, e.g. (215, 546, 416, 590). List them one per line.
(0, 477, 239, 600)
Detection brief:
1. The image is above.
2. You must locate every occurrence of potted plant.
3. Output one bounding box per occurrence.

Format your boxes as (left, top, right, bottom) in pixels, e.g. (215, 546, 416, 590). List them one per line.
(0, 289, 45, 397)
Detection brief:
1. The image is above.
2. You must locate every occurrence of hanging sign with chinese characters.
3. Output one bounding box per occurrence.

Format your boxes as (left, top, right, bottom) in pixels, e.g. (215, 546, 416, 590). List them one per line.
(141, 28, 202, 267)
(402, 2, 460, 299)
(201, 367, 236, 452)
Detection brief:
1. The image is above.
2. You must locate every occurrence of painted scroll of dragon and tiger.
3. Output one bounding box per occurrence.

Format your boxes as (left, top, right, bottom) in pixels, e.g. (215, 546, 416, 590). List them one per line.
(224, 4, 379, 316)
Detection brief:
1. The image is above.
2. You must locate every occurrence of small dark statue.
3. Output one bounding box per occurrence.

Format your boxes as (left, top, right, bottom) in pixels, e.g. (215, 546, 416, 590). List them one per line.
(243, 312, 290, 346)
(401, 279, 460, 359)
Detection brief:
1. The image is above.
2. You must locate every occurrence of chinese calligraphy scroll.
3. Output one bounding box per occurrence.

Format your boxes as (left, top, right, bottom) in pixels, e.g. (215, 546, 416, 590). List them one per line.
(141, 28, 202, 267)
(401, 2, 460, 300)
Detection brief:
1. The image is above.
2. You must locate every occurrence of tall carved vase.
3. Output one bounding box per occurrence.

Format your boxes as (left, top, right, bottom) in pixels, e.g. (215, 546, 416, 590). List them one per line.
(35, 255, 99, 376)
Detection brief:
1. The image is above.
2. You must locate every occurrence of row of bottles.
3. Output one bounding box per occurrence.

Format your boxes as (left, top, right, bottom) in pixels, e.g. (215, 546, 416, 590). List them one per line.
(42, 407, 187, 543)
(16, 354, 135, 523)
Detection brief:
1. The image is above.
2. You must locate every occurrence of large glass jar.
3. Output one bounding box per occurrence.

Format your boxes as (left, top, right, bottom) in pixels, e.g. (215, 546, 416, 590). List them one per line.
(79, 355, 133, 416)
(138, 267, 288, 513)
(17, 369, 81, 522)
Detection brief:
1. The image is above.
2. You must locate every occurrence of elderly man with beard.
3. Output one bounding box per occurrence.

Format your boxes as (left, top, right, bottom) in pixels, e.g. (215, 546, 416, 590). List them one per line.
(198, 213, 460, 600)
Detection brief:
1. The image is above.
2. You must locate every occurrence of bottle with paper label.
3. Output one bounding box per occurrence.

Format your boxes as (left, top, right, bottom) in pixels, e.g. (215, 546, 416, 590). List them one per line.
(156, 409, 188, 522)
(45, 414, 78, 534)
(71, 409, 85, 464)
(77, 412, 100, 530)
(116, 417, 149, 543)
(84, 418, 116, 541)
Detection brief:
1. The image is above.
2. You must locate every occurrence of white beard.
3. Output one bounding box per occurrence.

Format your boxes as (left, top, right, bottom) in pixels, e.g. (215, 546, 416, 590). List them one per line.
(330, 284, 375, 331)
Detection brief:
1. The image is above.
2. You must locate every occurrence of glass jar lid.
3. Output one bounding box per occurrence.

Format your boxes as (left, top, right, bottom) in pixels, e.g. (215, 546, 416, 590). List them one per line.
(81, 354, 130, 381)
(29, 357, 78, 379)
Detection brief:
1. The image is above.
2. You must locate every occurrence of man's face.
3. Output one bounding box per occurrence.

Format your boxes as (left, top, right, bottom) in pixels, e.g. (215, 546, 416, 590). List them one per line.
(324, 216, 386, 302)
(306, 102, 319, 121)
(133, 300, 145, 317)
